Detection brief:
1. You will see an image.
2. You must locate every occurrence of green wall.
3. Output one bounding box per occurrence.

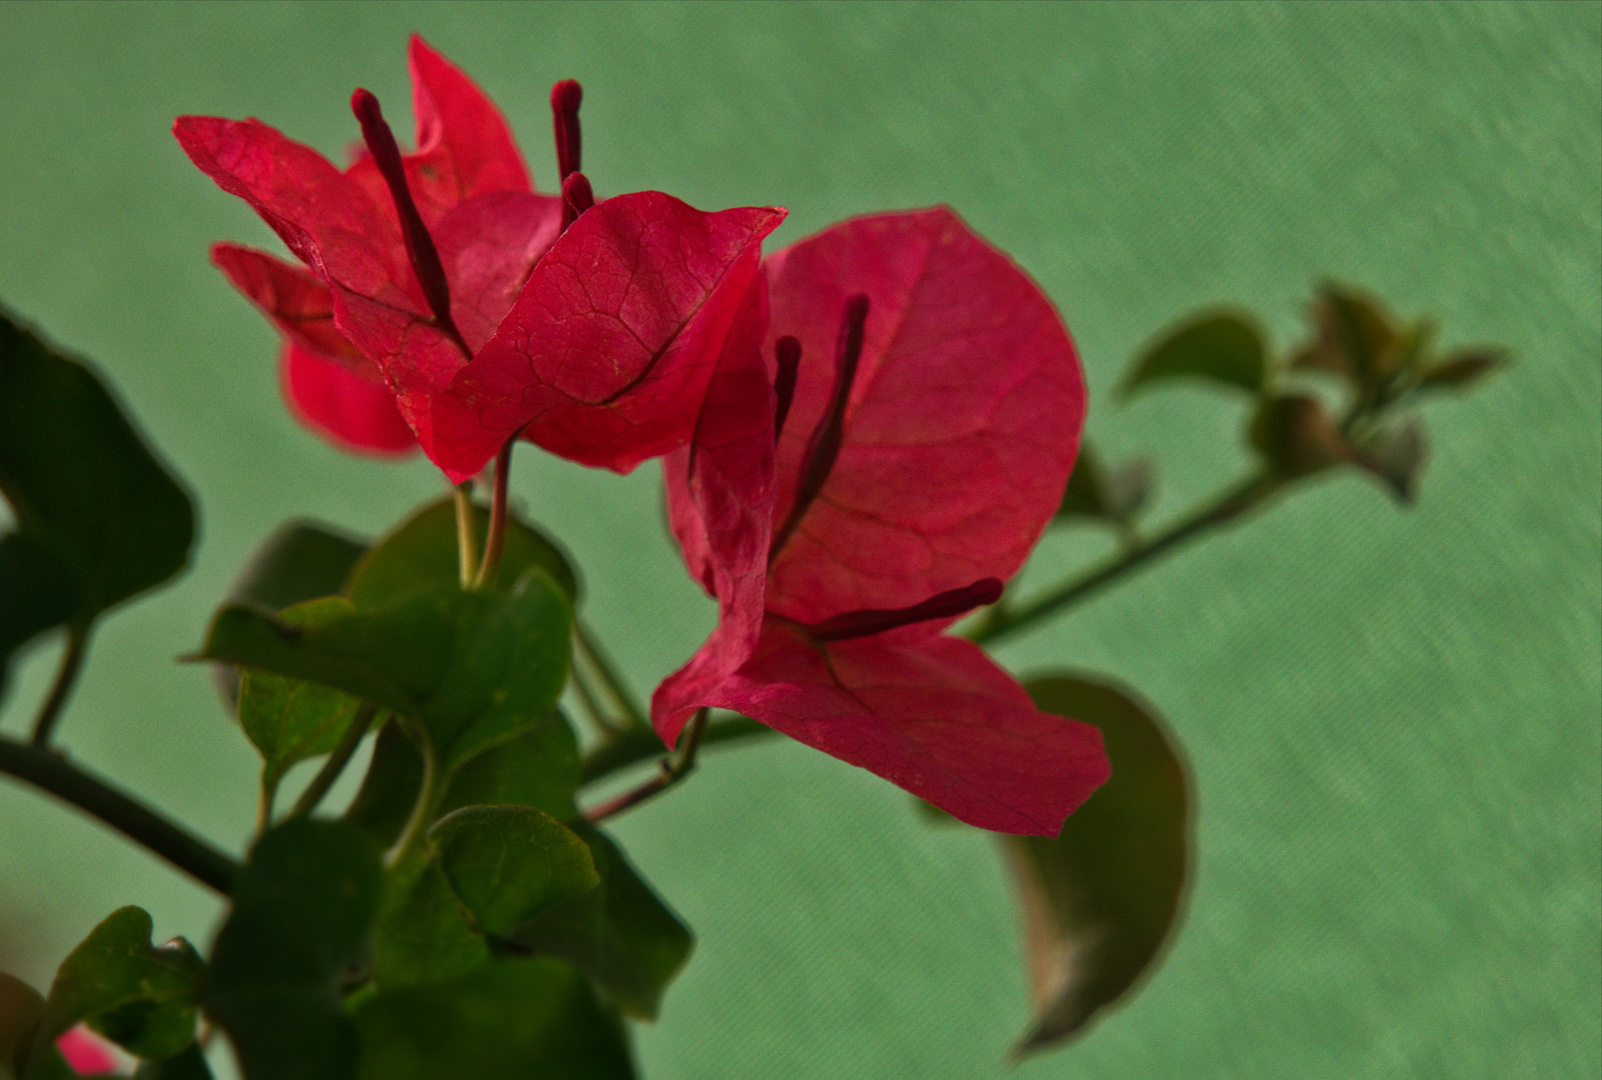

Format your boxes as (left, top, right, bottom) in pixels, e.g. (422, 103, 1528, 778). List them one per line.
(1, 3, 1597, 1077)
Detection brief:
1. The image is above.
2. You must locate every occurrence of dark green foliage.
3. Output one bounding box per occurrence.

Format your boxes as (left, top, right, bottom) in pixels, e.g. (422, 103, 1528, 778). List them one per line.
(1119, 309, 1267, 400)
(352, 959, 634, 1080)
(227, 522, 368, 613)
(205, 819, 383, 1080)
(431, 806, 598, 937)
(0, 311, 193, 696)
(346, 496, 579, 607)
(372, 854, 491, 990)
(22, 907, 203, 1073)
(1005, 675, 1191, 1057)
(134, 1044, 214, 1078)
(510, 824, 693, 1020)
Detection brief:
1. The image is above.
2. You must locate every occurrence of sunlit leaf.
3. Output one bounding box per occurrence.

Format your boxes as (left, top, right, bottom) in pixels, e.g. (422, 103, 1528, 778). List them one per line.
(0, 310, 194, 696)
(1119, 310, 1267, 400)
(22, 907, 202, 1074)
(346, 496, 579, 607)
(509, 825, 692, 1020)
(353, 959, 634, 1080)
(205, 819, 382, 1080)
(1005, 674, 1191, 1057)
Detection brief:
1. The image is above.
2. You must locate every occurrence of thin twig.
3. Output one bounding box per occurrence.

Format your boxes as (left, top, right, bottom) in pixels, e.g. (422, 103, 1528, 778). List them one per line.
(585, 707, 710, 822)
(0, 736, 240, 895)
(580, 714, 775, 787)
(569, 658, 624, 739)
(473, 440, 515, 591)
(454, 483, 479, 588)
(573, 620, 646, 728)
(30, 624, 89, 747)
(969, 472, 1283, 646)
(285, 704, 376, 820)
(385, 720, 438, 869)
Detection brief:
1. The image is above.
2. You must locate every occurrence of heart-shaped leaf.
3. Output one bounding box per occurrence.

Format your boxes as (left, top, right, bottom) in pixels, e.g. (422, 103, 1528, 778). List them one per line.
(1119, 310, 1267, 400)
(371, 853, 490, 990)
(352, 959, 634, 1080)
(346, 496, 578, 608)
(23, 907, 203, 1075)
(508, 824, 691, 1020)
(430, 806, 598, 937)
(1005, 674, 1191, 1057)
(0, 310, 194, 696)
(204, 819, 383, 1080)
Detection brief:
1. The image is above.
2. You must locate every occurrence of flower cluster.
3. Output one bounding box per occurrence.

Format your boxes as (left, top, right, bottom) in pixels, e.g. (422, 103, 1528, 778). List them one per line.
(181, 37, 1108, 835)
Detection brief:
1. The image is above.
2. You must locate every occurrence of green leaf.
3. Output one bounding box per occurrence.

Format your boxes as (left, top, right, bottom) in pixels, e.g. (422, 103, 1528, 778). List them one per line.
(1006, 674, 1191, 1057)
(1056, 443, 1154, 529)
(1, 973, 45, 1080)
(0, 310, 194, 695)
(1119, 310, 1267, 401)
(133, 1044, 213, 1079)
(353, 959, 634, 1080)
(22, 907, 203, 1074)
(1291, 282, 1401, 394)
(238, 598, 370, 799)
(509, 825, 691, 1020)
(345, 720, 426, 849)
(1413, 349, 1506, 394)
(196, 572, 571, 775)
(228, 522, 368, 613)
(1248, 394, 1352, 478)
(204, 819, 383, 1080)
(372, 853, 490, 990)
(431, 806, 598, 937)
(1355, 418, 1428, 504)
(347, 496, 579, 608)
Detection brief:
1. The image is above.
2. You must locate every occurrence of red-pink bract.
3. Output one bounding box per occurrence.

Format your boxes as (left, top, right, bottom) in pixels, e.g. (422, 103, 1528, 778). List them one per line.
(177, 35, 782, 480)
(56, 1025, 122, 1075)
(654, 207, 1107, 836)
(282, 343, 417, 456)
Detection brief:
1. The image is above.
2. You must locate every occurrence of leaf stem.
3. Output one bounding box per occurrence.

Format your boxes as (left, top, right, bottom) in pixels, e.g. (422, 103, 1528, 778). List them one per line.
(0, 735, 240, 895)
(29, 624, 89, 747)
(473, 440, 515, 591)
(454, 484, 479, 589)
(584, 707, 711, 822)
(573, 620, 646, 728)
(969, 472, 1284, 646)
(385, 720, 439, 869)
(569, 660, 625, 739)
(285, 704, 376, 820)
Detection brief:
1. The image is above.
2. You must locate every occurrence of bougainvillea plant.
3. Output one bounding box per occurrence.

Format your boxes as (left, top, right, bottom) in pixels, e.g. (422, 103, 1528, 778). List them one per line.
(0, 37, 1503, 1080)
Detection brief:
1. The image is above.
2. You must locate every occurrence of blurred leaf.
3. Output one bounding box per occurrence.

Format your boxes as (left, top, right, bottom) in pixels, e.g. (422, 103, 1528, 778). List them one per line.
(345, 720, 426, 849)
(0, 310, 194, 695)
(133, 1044, 213, 1079)
(347, 496, 579, 608)
(509, 825, 692, 1020)
(1056, 444, 1154, 530)
(1006, 674, 1191, 1057)
(1292, 283, 1400, 394)
(1414, 349, 1506, 394)
(1356, 418, 1428, 504)
(372, 854, 490, 990)
(431, 806, 598, 938)
(1, 973, 45, 1080)
(22, 907, 202, 1073)
(205, 819, 382, 1080)
(1249, 394, 1352, 478)
(238, 598, 370, 802)
(1119, 310, 1267, 400)
(196, 572, 571, 775)
(228, 522, 368, 613)
(352, 959, 634, 1080)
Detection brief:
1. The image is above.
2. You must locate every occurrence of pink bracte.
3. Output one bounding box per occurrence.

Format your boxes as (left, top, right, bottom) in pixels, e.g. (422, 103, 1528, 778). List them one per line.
(653, 207, 1109, 836)
(179, 35, 783, 479)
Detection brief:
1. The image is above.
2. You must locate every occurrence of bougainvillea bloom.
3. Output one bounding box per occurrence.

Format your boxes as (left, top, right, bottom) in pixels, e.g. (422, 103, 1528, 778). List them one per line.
(653, 208, 1109, 835)
(178, 35, 783, 480)
(56, 1025, 124, 1075)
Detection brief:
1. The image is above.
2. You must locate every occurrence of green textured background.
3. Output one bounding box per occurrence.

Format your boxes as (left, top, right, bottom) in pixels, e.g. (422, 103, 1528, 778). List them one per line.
(1, 3, 1597, 1077)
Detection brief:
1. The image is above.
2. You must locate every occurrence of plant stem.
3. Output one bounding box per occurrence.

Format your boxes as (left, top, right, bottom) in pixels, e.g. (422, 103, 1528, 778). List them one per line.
(584, 707, 711, 822)
(285, 704, 376, 820)
(969, 471, 1284, 646)
(30, 624, 89, 747)
(580, 713, 775, 788)
(569, 660, 624, 739)
(473, 440, 515, 591)
(0, 736, 239, 895)
(573, 620, 646, 728)
(454, 484, 479, 588)
(385, 720, 438, 869)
